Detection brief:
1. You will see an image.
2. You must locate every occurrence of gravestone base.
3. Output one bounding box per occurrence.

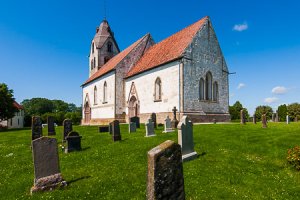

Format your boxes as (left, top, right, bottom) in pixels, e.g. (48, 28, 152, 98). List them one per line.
(31, 173, 67, 194)
(163, 128, 174, 133)
(182, 151, 198, 162)
(145, 134, 156, 137)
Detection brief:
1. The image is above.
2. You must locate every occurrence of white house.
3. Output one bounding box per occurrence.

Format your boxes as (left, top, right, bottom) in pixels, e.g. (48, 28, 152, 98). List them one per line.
(0, 101, 24, 129)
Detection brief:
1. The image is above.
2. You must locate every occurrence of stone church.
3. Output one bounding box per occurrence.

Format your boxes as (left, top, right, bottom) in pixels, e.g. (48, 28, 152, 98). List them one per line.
(81, 16, 230, 125)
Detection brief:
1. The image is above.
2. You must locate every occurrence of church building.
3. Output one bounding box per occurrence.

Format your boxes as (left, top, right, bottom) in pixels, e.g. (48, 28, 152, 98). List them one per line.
(81, 16, 230, 125)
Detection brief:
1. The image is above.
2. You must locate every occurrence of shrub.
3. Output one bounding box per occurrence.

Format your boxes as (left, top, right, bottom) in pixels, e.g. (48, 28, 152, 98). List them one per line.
(287, 146, 300, 170)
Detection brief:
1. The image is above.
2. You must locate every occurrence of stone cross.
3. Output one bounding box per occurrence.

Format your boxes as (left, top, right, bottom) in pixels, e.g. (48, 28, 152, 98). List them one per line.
(262, 114, 267, 128)
(240, 109, 246, 125)
(129, 122, 136, 133)
(145, 118, 155, 137)
(65, 131, 82, 153)
(32, 116, 42, 140)
(47, 116, 56, 136)
(163, 116, 174, 133)
(253, 114, 257, 124)
(286, 115, 290, 124)
(178, 115, 197, 161)
(111, 120, 121, 141)
(171, 106, 179, 129)
(31, 137, 66, 194)
(150, 113, 157, 129)
(147, 140, 185, 200)
(130, 116, 140, 128)
(63, 119, 72, 141)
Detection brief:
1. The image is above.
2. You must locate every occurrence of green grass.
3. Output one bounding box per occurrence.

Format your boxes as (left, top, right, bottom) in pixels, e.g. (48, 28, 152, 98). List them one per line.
(1, 123, 300, 199)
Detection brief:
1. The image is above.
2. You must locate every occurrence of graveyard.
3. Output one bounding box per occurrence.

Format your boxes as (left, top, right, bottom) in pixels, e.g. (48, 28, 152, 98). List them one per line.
(1, 122, 300, 199)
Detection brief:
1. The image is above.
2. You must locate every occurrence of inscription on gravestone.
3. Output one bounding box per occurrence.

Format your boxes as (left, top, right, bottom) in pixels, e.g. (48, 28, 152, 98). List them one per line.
(47, 116, 56, 136)
(63, 119, 72, 141)
(32, 116, 42, 140)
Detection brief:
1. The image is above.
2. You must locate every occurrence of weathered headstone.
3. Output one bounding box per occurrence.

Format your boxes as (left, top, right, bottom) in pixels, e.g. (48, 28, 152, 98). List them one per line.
(262, 114, 267, 128)
(47, 116, 56, 136)
(295, 116, 298, 122)
(129, 122, 136, 133)
(150, 113, 157, 129)
(275, 112, 279, 122)
(65, 131, 82, 153)
(272, 113, 276, 122)
(145, 118, 155, 137)
(99, 125, 109, 133)
(286, 115, 290, 124)
(178, 115, 197, 161)
(163, 116, 174, 133)
(147, 140, 185, 200)
(171, 106, 179, 129)
(63, 119, 72, 141)
(32, 116, 42, 140)
(31, 137, 66, 194)
(111, 120, 121, 141)
(130, 116, 140, 128)
(240, 109, 246, 125)
(253, 114, 257, 124)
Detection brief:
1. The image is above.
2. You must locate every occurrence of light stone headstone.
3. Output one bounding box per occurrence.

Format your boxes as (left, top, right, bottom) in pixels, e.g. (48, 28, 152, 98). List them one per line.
(163, 116, 174, 133)
(32, 116, 42, 140)
(147, 140, 185, 200)
(286, 115, 290, 124)
(63, 119, 72, 141)
(272, 113, 276, 122)
(145, 118, 155, 137)
(262, 114, 267, 128)
(275, 112, 279, 122)
(178, 115, 198, 162)
(31, 137, 66, 194)
(111, 120, 121, 142)
(129, 122, 136, 133)
(47, 116, 56, 136)
(240, 109, 246, 125)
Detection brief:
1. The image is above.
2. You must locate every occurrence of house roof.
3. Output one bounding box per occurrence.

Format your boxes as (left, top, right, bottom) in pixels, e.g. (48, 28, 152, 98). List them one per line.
(83, 33, 150, 86)
(126, 16, 208, 78)
(13, 101, 23, 110)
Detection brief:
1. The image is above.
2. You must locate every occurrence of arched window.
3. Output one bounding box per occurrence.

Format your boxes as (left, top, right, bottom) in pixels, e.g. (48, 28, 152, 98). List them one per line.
(154, 77, 162, 101)
(104, 56, 110, 64)
(199, 78, 205, 100)
(206, 72, 212, 100)
(103, 81, 107, 103)
(213, 82, 218, 102)
(92, 42, 95, 54)
(94, 57, 96, 68)
(107, 42, 113, 53)
(91, 59, 94, 70)
(94, 86, 98, 105)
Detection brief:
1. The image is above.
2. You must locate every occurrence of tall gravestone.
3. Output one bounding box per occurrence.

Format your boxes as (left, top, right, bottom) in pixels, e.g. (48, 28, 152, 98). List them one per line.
(171, 106, 179, 129)
(272, 113, 276, 122)
(130, 116, 140, 128)
(163, 116, 174, 133)
(178, 115, 198, 161)
(47, 116, 56, 136)
(253, 114, 257, 124)
(129, 122, 137, 133)
(31, 137, 66, 194)
(63, 119, 72, 141)
(286, 115, 290, 124)
(111, 120, 121, 141)
(150, 113, 157, 129)
(262, 114, 267, 128)
(275, 112, 279, 122)
(32, 116, 42, 140)
(145, 118, 155, 137)
(240, 109, 246, 125)
(147, 140, 185, 200)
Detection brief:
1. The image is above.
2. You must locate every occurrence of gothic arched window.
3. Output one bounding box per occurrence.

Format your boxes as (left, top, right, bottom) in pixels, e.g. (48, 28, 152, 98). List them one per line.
(154, 77, 162, 101)
(107, 42, 113, 53)
(199, 78, 205, 100)
(91, 59, 94, 70)
(94, 86, 98, 105)
(94, 57, 96, 68)
(206, 72, 212, 101)
(213, 82, 218, 102)
(103, 81, 107, 103)
(92, 42, 95, 54)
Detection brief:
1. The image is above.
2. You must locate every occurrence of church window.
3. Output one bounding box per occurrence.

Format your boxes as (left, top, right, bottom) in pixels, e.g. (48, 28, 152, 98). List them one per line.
(213, 82, 218, 102)
(199, 78, 205, 100)
(205, 72, 212, 101)
(104, 56, 110, 64)
(107, 42, 113, 53)
(92, 42, 95, 54)
(94, 57, 96, 68)
(154, 77, 162, 101)
(94, 86, 98, 105)
(91, 60, 93, 70)
(103, 81, 107, 103)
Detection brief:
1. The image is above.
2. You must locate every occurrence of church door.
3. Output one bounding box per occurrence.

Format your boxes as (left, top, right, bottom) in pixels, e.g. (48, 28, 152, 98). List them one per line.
(84, 102, 91, 124)
(128, 96, 139, 118)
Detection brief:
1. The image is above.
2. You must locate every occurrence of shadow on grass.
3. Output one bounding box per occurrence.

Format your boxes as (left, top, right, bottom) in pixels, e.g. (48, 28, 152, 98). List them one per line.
(81, 147, 91, 151)
(67, 176, 91, 185)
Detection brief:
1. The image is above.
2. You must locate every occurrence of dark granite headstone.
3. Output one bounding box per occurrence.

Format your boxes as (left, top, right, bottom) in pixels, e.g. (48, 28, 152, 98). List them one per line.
(99, 125, 109, 133)
(147, 140, 185, 200)
(130, 116, 140, 128)
(171, 106, 179, 129)
(240, 109, 246, 125)
(253, 114, 257, 124)
(63, 119, 72, 141)
(145, 118, 155, 137)
(109, 122, 113, 134)
(150, 113, 157, 129)
(32, 116, 42, 140)
(262, 114, 267, 128)
(65, 131, 82, 153)
(129, 122, 136, 133)
(31, 137, 66, 193)
(111, 120, 121, 142)
(47, 116, 56, 136)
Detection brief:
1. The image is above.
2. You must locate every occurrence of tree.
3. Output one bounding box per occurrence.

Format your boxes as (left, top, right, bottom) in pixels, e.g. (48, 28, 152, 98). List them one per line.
(277, 104, 287, 122)
(0, 83, 18, 122)
(254, 105, 273, 121)
(229, 101, 249, 121)
(287, 103, 300, 121)
(21, 98, 54, 116)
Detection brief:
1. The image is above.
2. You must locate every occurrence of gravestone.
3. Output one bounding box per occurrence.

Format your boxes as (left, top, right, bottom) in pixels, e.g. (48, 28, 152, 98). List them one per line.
(65, 131, 82, 153)
(295, 116, 298, 122)
(145, 118, 155, 137)
(272, 113, 276, 122)
(147, 140, 185, 200)
(111, 120, 121, 141)
(178, 115, 197, 161)
(240, 109, 246, 125)
(32, 116, 42, 140)
(130, 116, 140, 128)
(286, 115, 290, 124)
(47, 116, 56, 136)
(150, 113, 157, 129)
(99, 125, 109, 133)
(163, 116, 174, 133)
(109, 122, 113, 134)
(129, 122, 136, 133)
(31, 137, 66, 194)
(253, 114, 257, 124)
(275, 112, 279, 122)
(171, 106, 179, 129)
(262, 114, 267, 128)
(63, 119, 72, 141)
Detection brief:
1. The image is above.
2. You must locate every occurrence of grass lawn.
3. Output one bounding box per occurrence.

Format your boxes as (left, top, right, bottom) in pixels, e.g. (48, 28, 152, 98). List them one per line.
(1, 123, 300, 199)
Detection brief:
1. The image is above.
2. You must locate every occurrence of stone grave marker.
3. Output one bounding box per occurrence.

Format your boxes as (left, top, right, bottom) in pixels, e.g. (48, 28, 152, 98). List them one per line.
(295, 116, 298, 122)
(130, 116, 140, 128)
(272, 113, 276, 122)
(65, 131, 82, 153)
(63, 119, 72, 141)
(150, 113, 157, 129)
(286, 115, 290, 124)
(275, 112, 279, 122)
(129, 122, 136, 133)
(253, 114, 257, 124)
(171, 106, 179, 129)
(163, 116, 174, 133)
(99, 125, 109, 133)
(111, 120, 121, 142)
(109, 122, 113, 134)
(145, 118, 155, 137)
(32, 116, 42, 140)
(178, 115, 198, 161)
(262, 114, 267, 128)
(147, 140, 185, 200)
(47, 116, 56, 136)
(240, 109, 246, 125)
(31, 137, 66, 194)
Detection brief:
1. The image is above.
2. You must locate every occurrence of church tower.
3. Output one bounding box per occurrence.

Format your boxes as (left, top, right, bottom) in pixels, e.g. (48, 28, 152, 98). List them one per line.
(89, 19, 120, 77)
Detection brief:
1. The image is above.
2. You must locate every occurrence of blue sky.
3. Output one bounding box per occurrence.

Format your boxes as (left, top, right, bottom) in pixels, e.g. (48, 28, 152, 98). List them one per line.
(0, 0, 299, 114)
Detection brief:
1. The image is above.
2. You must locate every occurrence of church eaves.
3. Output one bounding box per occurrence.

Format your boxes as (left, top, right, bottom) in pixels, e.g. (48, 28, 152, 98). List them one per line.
(126, 16, 208, 78)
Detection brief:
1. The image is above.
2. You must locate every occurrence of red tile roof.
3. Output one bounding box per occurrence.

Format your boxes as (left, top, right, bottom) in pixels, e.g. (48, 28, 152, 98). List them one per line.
(13, 101, 23, 110)
(83, 34, 149, 86)
(126, 16, 208, 78)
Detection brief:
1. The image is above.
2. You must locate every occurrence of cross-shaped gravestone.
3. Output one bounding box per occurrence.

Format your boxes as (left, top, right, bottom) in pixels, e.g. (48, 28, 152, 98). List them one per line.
(171, 106, 179, 129)
(32, 116, 43, 140)
(163, 116, 174, 133)
(47, 116, 56, 136)
(145, 118, 155, 137)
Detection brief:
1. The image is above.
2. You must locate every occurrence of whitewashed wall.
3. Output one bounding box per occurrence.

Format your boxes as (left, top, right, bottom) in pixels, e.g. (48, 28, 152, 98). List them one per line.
(0, 110, 24, 129)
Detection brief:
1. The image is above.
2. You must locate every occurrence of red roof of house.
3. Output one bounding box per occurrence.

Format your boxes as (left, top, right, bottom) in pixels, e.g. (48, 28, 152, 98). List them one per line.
(83, 34, 149, 86)
(126, 16, 208, 78)
(13, 101, 23, 110)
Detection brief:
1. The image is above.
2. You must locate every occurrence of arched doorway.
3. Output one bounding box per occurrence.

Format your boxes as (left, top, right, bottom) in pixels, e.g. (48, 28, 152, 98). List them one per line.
(128, 96, 139, 119)
(84, 101, 91, 124)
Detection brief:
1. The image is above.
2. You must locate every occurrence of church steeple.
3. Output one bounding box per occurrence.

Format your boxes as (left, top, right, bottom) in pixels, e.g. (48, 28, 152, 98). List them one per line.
(89, 19, 120, 77)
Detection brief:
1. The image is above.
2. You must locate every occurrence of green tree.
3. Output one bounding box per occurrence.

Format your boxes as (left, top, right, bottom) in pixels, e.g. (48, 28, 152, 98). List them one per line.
(65, 111, 82, 125)
(254, 105, 273, 121)
(0, 83, 18, 122)
(229, 101, 249, 121)
(277, 104, 287, 122)
(52, 100, 69, 113)
(287, 103, 300, 121)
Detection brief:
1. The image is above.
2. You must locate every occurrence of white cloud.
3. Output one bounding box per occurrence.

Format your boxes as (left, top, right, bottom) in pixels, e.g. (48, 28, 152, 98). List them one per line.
(233, 22, 248, 32)
(264, 97, 279, 104)
(272, 86, 288, 95)
(237, 83, 246, 90)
